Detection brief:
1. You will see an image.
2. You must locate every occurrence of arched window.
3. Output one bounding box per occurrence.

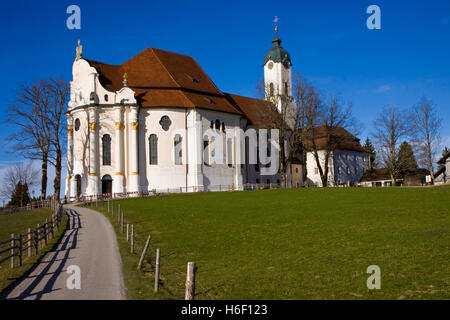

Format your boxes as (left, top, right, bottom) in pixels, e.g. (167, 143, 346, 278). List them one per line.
(102, 134, 111, 166)
(269, 83, 274, 96)
(174, 134, 182, 165)
(215, 120, 220, 130)
(210, 120, 214, 129)
(104, 94, 109, 102)
(75, 118, 81, 131)
(284, 82, 288, 96)
(149, 134, 158, 165)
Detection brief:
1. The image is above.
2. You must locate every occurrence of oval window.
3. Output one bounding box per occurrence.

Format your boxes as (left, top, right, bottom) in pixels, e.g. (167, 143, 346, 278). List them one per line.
(159, 116, 172, 131)
(75, 118, 81, 131)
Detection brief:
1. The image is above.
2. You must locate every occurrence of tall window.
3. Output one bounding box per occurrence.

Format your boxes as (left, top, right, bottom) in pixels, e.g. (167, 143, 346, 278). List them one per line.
(102, 134, 111, 166)
(284, 82, 288, 96)
(149, 134, 158, 165)
(227, 138, 233, 167)
(269, 83, 274, 96)
(174, 134, 182, 165)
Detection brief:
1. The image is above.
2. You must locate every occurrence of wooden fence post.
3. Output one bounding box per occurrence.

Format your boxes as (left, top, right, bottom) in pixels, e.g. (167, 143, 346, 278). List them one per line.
(131, 224, 134, 253)
(44, 219, 48, 246)
(154, 248, 160, 293)
(28, 227, 31, 257)
(34, 226, 39, 255)
(18, 233, 23, 267)
(126, 224, 129, 241)
(137, 235, 151, 270)
(121, 212, 124, 233)
(10, 233, 14, 269)
(185, 262, 196, 300)
(118, 205, 121, 223)
(36, 224, 40, 250)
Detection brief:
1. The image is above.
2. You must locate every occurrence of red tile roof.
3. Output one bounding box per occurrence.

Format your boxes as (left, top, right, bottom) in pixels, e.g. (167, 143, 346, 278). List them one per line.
(304, 125, 367, 152)
(86, 47, 244, 115)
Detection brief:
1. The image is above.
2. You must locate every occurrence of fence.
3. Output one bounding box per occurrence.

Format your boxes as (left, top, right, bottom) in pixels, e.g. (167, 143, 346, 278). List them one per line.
(83, 200, 213, 300)
(0, 199, 61, 215)
(78, 182, 286, 203)
(0, 203, 64, 268)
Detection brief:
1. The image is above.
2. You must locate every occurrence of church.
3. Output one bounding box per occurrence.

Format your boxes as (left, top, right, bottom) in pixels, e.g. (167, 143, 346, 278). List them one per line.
(65, 31, 303, 200)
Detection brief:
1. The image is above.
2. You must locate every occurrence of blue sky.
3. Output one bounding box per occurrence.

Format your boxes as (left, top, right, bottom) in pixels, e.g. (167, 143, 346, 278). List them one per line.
(0, 0, 449, 196)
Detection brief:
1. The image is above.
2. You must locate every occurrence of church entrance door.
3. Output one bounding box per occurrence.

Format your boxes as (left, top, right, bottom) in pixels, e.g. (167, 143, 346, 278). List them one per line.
(102, 175, 113, 195)
(75, 175, 81, 198)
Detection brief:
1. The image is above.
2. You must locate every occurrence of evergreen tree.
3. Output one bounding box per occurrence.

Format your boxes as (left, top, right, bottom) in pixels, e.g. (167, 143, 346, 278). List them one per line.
(8, 182, 31, 207)
(363, 137, 376, 169)
(397, 142, 418, 172)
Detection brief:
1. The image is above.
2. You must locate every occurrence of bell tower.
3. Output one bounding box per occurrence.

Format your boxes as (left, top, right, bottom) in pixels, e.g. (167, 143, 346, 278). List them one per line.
(263, 17, 294, 116)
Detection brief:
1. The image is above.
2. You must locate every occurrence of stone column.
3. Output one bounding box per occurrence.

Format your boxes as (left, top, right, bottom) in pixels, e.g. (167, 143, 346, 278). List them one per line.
(66, 116, 74, 199)
(113, 107, 124, 195)
(87, 107, 98, 197)
(186, 110, 204, 191)
(129, 106, 139, 194)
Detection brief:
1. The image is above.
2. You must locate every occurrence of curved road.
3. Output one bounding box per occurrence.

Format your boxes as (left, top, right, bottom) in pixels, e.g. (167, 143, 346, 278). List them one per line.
(3, 205, 126, 300)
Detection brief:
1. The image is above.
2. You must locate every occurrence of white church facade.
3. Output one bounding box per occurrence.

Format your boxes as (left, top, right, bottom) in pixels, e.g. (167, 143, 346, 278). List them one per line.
(65, 34, 302, 200)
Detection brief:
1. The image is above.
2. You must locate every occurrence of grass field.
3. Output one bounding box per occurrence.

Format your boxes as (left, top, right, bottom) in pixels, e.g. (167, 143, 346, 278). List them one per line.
(0, 208, 67, 294)
(91, 186, 450, 300)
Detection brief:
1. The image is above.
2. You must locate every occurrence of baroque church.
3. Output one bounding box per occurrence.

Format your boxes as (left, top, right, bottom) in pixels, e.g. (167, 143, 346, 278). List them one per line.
(65, 30, 304, 200)
(65, 29, 369, 200)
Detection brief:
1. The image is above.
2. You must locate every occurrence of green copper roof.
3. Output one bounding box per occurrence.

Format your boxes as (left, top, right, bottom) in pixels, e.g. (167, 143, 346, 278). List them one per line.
(264, 35, 292, 67)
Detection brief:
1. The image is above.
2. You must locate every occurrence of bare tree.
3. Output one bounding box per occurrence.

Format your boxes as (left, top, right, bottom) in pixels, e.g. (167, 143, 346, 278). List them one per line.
(47, 79, 69, 200)
(7, 80, 53, 199)
(256, 73, 358, 188)
(411, 97, 441, 183)
(255, 74, 310, 187)
(302, 93, 359, 187)
(372, 106, 410, 185)
(0, 161, 39, 201)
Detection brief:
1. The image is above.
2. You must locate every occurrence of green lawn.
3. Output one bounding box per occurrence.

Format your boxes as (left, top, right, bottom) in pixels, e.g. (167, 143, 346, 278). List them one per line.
(90, 186, 450, 300)
(0, 208, 67, 293)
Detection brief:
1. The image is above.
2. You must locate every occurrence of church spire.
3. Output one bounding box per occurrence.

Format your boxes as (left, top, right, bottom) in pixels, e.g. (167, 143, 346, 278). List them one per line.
(273, 16, 279, 34)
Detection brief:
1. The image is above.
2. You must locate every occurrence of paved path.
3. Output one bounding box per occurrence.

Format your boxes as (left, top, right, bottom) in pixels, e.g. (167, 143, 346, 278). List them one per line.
(2, 205, 126, 300)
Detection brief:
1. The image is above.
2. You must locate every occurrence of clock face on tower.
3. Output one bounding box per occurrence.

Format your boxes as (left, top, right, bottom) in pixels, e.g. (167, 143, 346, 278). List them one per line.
(268, 62, 273, 69)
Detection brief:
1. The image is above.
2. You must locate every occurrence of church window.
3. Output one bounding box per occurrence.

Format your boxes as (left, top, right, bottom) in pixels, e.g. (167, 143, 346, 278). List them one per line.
(284, 82, 288, 96)
(149, 134, 158, 165)
(227, 138, 233, 167)
(174, 134, 182, 165)
(159, 116, 172, 131)
(222, 122, 226, 133)
(215, 120, 220, 131)
(210, 121, 214, 129)
(295, 167, 299, 173)
(102, 134, 111, 166)
(104, 94, 109, 102)
(203, 140, 210, 166)
(269, 83, 274, 96)
(75, 118, 81, 131)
